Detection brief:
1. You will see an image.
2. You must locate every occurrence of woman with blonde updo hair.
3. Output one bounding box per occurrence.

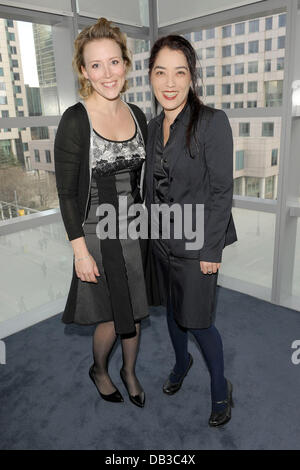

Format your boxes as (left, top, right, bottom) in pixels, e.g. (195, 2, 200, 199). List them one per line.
(54, 17, 151, 408)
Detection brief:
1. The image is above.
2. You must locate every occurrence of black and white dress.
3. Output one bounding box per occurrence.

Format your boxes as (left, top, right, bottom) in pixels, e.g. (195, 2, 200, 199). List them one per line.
(68, 123, 149, 335)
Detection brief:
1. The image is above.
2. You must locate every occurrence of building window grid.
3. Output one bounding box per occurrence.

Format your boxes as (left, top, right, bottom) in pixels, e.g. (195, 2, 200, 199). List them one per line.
(0, 17, 287, 174)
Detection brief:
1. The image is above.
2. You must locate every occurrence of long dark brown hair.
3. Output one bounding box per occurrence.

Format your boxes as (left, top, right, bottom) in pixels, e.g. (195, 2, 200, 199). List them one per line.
(149, 35, 204, 149)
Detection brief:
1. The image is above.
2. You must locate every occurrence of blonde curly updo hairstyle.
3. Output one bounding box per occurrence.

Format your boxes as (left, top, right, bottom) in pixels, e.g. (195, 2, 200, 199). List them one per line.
(73, 17, 132, 98)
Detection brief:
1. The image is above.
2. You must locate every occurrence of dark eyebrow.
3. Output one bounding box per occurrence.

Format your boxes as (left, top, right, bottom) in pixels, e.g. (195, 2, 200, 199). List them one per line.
(153, 65, 188, 70)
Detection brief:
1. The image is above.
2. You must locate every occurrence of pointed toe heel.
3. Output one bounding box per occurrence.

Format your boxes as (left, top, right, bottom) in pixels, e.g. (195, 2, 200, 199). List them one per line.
(89, 364, 124, 403)
(120, 368, 145, 408)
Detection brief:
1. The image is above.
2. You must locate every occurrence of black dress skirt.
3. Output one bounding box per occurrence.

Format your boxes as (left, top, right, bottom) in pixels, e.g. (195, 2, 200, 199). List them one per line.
(62, 127, 149, 336)
(151, 125, 218, 329)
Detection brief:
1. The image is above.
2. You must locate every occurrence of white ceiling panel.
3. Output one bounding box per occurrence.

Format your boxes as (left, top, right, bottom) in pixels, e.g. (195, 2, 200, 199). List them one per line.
(158, 0, 266, 27)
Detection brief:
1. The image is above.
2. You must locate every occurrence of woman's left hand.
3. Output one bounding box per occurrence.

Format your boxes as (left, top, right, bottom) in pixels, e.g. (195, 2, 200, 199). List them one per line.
(200, 261, 221, 274)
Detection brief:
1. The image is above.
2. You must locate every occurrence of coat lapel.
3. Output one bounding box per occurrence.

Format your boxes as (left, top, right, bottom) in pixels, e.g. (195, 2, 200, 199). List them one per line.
(146, 120, 160, 205)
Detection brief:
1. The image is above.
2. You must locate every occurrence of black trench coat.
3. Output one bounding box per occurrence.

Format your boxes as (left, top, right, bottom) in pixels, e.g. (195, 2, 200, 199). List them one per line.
(145, 102, 238, 328)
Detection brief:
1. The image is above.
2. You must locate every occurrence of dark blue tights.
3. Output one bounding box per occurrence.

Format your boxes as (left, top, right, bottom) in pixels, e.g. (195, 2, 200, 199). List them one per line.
(166, 298, 227, 412)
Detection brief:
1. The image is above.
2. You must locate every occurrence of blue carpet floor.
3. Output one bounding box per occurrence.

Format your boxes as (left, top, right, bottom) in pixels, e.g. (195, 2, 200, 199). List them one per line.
(1, 285, 300, 450)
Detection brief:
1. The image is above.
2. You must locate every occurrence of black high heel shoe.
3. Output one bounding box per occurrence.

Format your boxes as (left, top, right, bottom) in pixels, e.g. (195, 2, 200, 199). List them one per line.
(209, 378, 234, 427)
(163, 353, 193, 395)
(120, 368, 145, 408)
(89, 364, 124, 403)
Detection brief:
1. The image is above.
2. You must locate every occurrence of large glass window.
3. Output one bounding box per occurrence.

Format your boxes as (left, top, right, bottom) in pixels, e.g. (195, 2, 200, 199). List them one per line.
(206, 28, 215, 39)
(235, 22, 245, 35)
(248, 81, 258, 93)
(262, 122, 274, 137)
(222, 64, 231, 76)
(194, 31, 202, 41)
(222, 84, 231, 95)
(0, 17, 62, 219)
(206, 47, 215, 59)
(0, 221, 74, 320)
(277, 57, 284, 71)
(206, 84, 215, 96)
(278, 36, 285, 49)
(135, 76, 142, 86)
(230, 116, 281, 200)
(248, 61, 258, 73)
(235, 63, 244, 75)
(248, 40, 259, 53)
(206, 66, 215, 77)
(271, 148, 278, 166)
(221, 208, 276, 297)
(222, 45, 231, 57)
(222, 25, 231, 38)
(265, 81, 283, 107)
(239, 122, 250, 137)
(235, 150, 245, 170)
(265, 38, 272, 51)
(265, 59, 272, 72)
(249, 19, 259, 33)
(234, 83, 244, 94)
(235, 43, 245, 55)
(278, 13, 286, 28)
(191, 12, 285, 111)
(265, 17, 273, 30)
(234, 101, 243, 108)
(123, 38, 151, 119)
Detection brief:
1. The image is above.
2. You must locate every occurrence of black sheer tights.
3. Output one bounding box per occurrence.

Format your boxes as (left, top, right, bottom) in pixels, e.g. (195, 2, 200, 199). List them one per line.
(92, 321, 143, 396)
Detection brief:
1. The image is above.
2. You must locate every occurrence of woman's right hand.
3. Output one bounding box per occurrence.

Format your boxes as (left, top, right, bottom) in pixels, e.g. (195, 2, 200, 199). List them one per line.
(75, 254, 100, 283)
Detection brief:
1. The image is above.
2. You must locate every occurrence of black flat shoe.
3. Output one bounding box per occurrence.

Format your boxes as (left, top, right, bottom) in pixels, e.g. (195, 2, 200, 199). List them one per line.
(163, 353, 193, 395)
(120, 368, 145, 408)
(89, 364, 124, 403)
(209, 378, 234, 427)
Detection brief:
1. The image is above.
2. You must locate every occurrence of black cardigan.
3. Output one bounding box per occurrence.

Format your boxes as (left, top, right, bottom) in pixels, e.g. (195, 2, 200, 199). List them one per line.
(54, 101, 147, 241)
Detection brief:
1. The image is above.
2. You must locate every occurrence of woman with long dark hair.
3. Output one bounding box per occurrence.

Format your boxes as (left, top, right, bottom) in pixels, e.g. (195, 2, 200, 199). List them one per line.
(54, 18, 149, 408)
(145, 35, 237, 426)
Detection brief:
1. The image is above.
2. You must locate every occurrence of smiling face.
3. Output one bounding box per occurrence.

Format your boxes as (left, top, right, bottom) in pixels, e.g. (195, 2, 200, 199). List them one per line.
(81, 38, 127, 101)
(150, 47, 192, 113)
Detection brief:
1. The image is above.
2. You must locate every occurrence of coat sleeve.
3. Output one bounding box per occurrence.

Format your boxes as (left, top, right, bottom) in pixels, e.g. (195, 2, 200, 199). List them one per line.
(54, 107, 85, 241)
(198, 109, 234, 263)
